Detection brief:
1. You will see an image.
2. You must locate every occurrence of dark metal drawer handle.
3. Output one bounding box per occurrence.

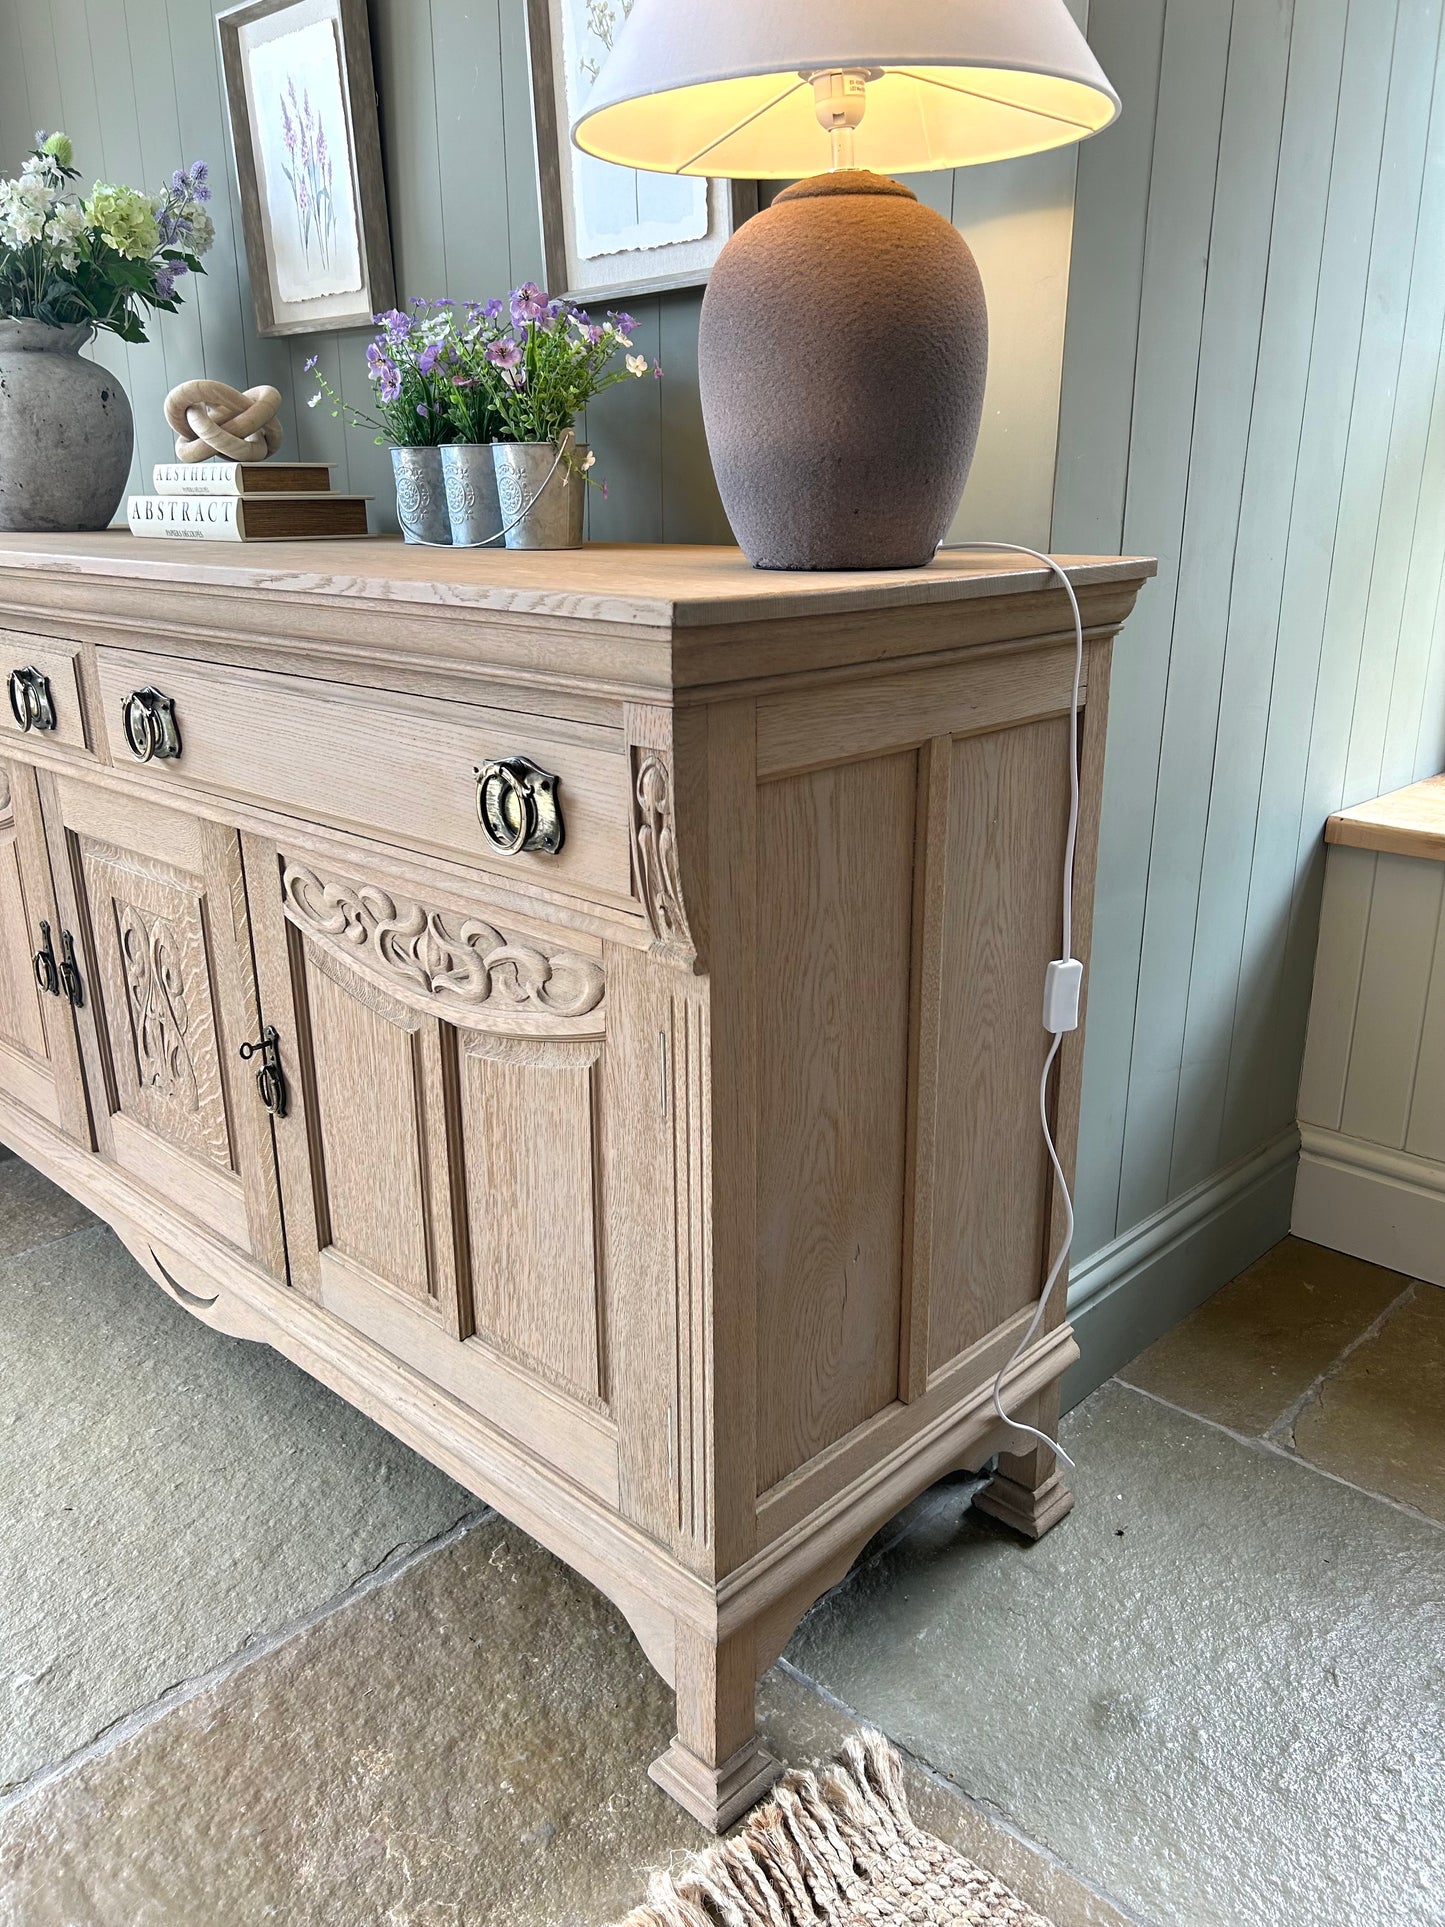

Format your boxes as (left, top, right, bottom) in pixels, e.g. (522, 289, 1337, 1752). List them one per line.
(121, 687, 182, 762)
(239, 1025, 288, 1118)
(475, 756, 563, 857)
(8, 666, 56, 733)
(33, 921, 59, 996)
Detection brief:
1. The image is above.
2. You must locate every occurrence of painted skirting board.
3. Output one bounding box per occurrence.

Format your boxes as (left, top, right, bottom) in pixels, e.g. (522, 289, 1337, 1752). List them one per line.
(1062, 1129, 1298, 1407)
(1293, 1124, 1445, 1288)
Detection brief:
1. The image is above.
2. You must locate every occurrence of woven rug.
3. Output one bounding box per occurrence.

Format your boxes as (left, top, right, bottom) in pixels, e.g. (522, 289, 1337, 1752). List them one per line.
(616, 1731, 1056, 1926)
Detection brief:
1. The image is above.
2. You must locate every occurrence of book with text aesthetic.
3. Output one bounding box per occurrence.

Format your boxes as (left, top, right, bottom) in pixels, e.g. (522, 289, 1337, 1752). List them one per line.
(151, 461, 337, 496)
(127, 493, 369, 541)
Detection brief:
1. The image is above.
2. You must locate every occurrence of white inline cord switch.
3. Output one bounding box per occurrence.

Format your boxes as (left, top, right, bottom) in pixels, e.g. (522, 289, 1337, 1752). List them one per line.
(1043, 957, 1083, 1034)
(940, 537, 1087, 1474)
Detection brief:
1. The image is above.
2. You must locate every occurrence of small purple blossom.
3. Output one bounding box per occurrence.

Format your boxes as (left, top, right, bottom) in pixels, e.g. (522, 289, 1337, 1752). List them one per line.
(154, 266, 177, 301)
(304, 353, 319, 372)
(482, 297, 504, 322)
(416, 339, 443, 376)
(416, 402, 429, 418)
(608, 310, 636, 336)
(510, 282, 547, 326)
(486, 336, 524, 370)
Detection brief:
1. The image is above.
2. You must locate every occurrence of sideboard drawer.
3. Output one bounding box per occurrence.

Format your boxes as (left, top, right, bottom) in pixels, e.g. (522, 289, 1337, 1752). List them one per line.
(93, 648, 634, 904)
(0, 630, 90, 755)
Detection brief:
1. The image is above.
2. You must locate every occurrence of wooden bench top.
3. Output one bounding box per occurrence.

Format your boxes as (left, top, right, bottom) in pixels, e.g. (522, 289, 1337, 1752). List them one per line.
(1327, 774, 1445, 862)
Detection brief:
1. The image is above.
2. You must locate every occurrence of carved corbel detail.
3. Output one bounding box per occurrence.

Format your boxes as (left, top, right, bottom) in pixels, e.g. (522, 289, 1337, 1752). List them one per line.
(630, 743, 697, 967)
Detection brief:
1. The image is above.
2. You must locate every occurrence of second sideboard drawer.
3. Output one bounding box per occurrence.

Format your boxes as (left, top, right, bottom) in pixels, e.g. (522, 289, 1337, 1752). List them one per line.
(0, 630, 90, 754)
(93, 649, 634, 903)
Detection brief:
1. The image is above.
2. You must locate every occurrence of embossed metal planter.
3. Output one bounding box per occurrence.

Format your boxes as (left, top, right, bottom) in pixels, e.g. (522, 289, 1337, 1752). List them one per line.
(390, 444, 451, 545)
(440, 443, 503, 548)
(491, 437, 587, 550)
(0, 320, 134, 533)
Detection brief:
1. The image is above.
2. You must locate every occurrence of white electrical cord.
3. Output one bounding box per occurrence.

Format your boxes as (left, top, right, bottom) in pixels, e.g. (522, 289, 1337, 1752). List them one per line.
(940, 540, 1085, 1472)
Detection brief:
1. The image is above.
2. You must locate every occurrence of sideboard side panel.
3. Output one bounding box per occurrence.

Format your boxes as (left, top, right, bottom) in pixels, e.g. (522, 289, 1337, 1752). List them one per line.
(754, 750, 918, 1492)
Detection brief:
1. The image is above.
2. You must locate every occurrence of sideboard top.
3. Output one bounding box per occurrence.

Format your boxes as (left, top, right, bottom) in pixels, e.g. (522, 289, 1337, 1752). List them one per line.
(0, 532, 1152, 625)
(0, 533, 1155, 696)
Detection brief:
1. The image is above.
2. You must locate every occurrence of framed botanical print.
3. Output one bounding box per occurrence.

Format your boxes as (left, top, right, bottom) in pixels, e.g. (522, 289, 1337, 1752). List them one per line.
(525, 0, 755, 304)
(217, 0, 395, 336)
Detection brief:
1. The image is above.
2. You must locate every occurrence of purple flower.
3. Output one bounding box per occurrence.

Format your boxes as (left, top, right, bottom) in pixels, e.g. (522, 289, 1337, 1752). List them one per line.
(280, 95, 297, 156)
(585, 323, 605, 346)
(375, 308, 412, 340)
(416, 402, 429, 418)
(304, 353, 319, 372)
(608, 310, 636, 335)
(154, 266, 177, 301)
(486, 337, 523, 370)
(190, 159, 210, 198)
(416, 339, 442, 376)
(171, 168, 187, 195)
(482, 297, 504, 322)
(653, 363, 663, 379)
(510, 282, 547, 326)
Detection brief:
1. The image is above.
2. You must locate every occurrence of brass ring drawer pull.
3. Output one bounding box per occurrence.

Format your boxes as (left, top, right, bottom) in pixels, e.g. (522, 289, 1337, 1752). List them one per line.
(476, 756, 564, 856)
(121, 687, 182, 763)
(8, 666, 56, 733)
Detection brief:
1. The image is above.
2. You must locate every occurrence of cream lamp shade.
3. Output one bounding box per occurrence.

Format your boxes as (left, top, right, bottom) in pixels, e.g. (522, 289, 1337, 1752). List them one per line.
(571, 0, 1119, 179)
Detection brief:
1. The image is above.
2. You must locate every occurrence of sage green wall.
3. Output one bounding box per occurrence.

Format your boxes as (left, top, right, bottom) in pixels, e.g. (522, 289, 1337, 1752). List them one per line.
(0, 0, 1085, 546)
(1055, 0, 1445, 1385)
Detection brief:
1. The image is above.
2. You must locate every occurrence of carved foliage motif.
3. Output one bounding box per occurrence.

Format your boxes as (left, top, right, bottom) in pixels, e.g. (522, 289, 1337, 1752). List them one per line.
(631, 747, 693, 958)
(118, 902, 200, 1112)
(281, 864, 605, 1020)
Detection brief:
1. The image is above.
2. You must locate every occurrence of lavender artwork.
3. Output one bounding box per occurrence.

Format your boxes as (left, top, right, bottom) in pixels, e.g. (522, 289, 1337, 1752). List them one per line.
(559, 0, 706, 262)
(246, 16, 361, 303)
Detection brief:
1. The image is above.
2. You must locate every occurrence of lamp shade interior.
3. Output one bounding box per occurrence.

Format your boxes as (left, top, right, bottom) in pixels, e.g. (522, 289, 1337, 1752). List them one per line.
(571, 0, 1118, 178)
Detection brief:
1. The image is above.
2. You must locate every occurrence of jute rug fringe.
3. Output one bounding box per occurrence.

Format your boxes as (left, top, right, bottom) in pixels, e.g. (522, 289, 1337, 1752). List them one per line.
(615, 1731, 1054, 1926)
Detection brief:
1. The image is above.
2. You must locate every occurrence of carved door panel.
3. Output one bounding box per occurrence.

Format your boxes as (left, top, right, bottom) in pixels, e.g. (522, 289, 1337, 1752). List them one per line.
(0, 759, 88, 1140)
(40, 773, 284, 1271)
(243, 838, 616, 1483)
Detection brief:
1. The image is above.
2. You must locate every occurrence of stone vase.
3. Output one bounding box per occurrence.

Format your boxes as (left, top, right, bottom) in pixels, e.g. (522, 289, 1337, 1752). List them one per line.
(0, 320, 134, 532)
(390, 444, 451, 545)
(492, 436, 587, 550)
(441, 443, 503, 547)
(698, 172, 989, 572)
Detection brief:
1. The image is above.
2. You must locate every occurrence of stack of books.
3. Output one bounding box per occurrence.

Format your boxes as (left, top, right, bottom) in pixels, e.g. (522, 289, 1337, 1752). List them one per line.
(127, 462, 370, 542)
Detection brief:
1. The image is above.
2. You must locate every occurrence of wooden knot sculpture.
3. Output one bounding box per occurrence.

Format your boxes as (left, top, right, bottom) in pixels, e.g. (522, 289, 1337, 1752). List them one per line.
(163, 379, 283, 463)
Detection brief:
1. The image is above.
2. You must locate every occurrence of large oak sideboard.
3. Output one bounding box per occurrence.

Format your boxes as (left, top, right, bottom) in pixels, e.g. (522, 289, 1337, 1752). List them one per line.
(0, 534, 1152, 1829)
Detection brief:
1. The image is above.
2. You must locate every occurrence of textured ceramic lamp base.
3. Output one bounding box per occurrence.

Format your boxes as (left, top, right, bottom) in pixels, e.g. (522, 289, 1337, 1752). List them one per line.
(699, 173, 988, 572)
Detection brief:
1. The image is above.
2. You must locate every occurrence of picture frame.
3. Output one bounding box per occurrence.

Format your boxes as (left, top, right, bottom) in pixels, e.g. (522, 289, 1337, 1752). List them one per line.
(525, 0, 756, 305)
(217, 0, 395, 337)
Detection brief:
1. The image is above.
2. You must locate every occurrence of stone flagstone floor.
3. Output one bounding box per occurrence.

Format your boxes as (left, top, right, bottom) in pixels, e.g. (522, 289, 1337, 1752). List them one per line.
(0, 1152, 1440, 1926)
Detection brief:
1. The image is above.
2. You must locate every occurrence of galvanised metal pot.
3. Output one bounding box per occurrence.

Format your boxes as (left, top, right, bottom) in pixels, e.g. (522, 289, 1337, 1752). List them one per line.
(390, 444, 451, 545)
(440, 442, 503, 547)
(0, 320, 134, 532)
(491, 436, 587, 550)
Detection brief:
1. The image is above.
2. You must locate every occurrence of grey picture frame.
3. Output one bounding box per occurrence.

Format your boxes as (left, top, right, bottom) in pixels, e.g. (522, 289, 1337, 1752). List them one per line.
(524, 0, 756, 305)
(217, 0, 395, 337)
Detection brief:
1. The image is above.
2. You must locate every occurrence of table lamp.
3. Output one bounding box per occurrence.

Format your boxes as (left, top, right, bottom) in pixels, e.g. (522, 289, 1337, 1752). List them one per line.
(572, 0, 1118, 571)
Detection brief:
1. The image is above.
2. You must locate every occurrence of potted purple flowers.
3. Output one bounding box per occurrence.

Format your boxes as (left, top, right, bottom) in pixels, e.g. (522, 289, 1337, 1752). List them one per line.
(471, 284, 652, 549)
(308, 300, 455, 543)
(309, 288, 654, 548)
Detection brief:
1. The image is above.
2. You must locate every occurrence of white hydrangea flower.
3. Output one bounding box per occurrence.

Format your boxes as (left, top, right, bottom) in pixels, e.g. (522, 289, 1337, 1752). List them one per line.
(183, 205, 215, 255)
(45, 198, 88, 268)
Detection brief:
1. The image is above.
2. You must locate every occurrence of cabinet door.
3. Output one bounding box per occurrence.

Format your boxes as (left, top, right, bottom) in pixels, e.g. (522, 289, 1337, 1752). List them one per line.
(243, 838, 617, 1495)
(0, 758, 88, 1141)
(41, 773, 284, 1273)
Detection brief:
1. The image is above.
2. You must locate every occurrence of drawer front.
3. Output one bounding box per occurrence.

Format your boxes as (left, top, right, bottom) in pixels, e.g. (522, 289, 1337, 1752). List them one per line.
(0, 630, 90, 755)
(95, 649, 633, 905)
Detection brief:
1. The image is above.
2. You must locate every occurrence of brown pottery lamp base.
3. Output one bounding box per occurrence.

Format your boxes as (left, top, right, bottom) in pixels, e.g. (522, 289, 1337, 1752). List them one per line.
(698, 172, 988, 573)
